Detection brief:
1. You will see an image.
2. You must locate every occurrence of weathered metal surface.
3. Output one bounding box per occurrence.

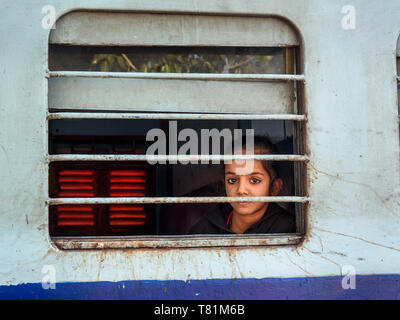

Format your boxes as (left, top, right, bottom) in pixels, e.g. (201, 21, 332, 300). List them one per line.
(49, 11, 300, 46)
(47, 112, 307, 121)
(47, 196, 310, 205)
(48, 76, 295, 114)
(0, 0, 400, 292)
(52, 234, 303, 250)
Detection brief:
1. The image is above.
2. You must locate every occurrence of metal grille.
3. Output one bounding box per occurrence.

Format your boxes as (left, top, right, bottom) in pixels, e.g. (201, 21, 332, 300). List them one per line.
(46, 13, 308, 249)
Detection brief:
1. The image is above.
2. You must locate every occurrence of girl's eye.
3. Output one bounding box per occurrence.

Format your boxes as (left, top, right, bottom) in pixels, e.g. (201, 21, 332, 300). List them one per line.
(250, 177, 261, 184)
(227, 178, 237, 184)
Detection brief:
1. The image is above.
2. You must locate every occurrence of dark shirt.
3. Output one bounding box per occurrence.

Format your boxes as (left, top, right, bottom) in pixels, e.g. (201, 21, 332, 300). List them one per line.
(188, 202, 296, 234)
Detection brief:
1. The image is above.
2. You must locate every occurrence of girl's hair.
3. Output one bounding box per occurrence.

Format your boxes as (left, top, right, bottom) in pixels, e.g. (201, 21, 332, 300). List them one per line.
(250, 135, 280, 181)
(215, 135, 281, 195)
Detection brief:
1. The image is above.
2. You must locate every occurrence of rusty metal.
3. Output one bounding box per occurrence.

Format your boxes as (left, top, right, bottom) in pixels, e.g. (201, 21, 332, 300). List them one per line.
(47, 154, 309, 162)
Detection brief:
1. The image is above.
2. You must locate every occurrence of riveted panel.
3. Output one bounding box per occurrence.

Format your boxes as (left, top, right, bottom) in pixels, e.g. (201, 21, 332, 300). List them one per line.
(50, 11, 299, 47)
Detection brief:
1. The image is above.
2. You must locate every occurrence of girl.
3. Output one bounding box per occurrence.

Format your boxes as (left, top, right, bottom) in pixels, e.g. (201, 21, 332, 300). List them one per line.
(188, 136, 295, 234)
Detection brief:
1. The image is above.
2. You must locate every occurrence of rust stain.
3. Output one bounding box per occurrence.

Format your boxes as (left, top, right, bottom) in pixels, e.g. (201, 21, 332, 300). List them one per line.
(52, 234, 303, 251)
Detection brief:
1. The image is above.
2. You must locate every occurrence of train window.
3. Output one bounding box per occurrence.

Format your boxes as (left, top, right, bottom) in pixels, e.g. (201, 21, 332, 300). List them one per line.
(47, 11, 308, 249)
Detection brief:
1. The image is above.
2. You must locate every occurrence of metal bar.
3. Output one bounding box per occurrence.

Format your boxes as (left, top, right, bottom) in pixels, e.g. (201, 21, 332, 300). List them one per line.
(47, 71, 305, 82)
(52, 234, 304, 250)
(47, 196, 310, 205)
(47, 112, 307, 121)
(47, 154, 309, 162)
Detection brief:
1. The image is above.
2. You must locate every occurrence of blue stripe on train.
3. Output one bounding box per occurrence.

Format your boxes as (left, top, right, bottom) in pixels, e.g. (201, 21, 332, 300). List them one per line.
(1, 275, 399, 299)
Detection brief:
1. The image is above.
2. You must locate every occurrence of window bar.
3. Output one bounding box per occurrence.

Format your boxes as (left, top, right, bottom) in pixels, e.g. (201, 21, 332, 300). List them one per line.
(47, 154, 309, 162)
(47, 112, 307, 121)
(47, 196, 310, 206)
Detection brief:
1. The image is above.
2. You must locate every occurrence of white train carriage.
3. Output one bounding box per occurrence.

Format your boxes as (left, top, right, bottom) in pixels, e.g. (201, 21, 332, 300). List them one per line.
(0, 0, 399, 299)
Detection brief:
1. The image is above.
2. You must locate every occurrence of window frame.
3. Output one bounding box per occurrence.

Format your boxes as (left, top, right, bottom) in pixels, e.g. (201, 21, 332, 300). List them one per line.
(46, 11, 309, 250)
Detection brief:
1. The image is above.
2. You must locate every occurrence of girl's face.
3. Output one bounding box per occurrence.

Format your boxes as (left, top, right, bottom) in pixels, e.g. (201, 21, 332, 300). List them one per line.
(224, 159, 278, 217)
